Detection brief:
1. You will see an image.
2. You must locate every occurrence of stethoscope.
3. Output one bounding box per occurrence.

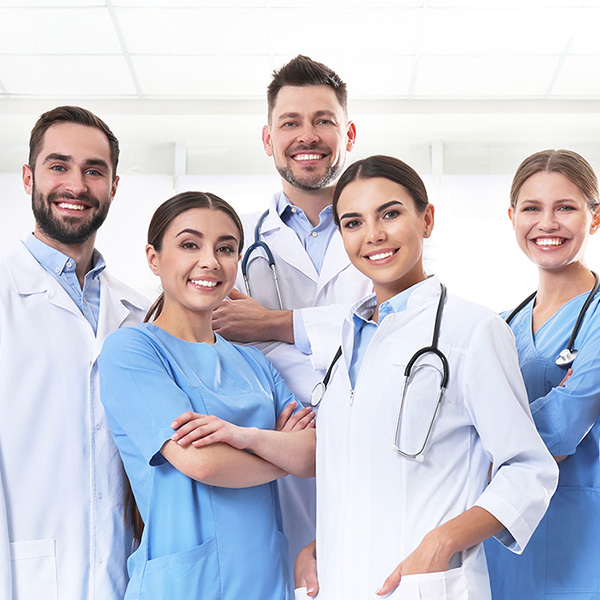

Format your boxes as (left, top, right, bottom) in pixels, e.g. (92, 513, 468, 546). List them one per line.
(311, 282, 450, 461)
(505, 271, 599, 368)
(241, 210, 284, 310)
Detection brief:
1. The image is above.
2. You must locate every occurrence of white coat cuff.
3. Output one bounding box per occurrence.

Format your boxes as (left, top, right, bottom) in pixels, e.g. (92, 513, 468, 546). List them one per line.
(293, 310, 312, 355)
(475, 493, 530, 553)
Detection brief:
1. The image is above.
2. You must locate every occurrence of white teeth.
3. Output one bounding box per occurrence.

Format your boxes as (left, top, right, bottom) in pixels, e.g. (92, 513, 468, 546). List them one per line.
(57, 202, 86, 211)
(190, 279, 218, 288)
(534, 238, 564, 247)
(294, 154, 322, 161)
(367, 251, 394, 261)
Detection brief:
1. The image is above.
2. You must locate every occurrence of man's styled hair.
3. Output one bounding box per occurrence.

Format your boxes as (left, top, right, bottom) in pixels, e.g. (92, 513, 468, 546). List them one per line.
(266, 55, 348, 122)
(28, 105, 120, 179)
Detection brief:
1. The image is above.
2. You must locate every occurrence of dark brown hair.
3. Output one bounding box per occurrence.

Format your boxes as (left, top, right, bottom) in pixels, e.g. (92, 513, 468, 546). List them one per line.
(28, 105, 119, 179)
(511, 149, 599, 211)
(267, 55, 347, 122)
(144, 191, 244, 322)
(332, 155, 429, 226)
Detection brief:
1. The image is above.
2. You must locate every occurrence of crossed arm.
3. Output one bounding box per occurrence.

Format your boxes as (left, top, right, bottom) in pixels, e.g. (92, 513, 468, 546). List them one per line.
(162, 401, 316, 488)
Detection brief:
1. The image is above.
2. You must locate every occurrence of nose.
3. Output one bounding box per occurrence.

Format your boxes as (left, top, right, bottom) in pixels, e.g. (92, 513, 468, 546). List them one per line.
(366, 220, 386, 244)
(296, 123, 319, 146)
(197, 248, 220, 270)
(538, 208, 559, 231)
(64, 168, 88, 195)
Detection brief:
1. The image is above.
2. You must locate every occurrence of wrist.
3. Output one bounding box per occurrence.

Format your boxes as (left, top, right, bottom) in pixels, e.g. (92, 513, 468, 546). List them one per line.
(265, 310, 294, 344)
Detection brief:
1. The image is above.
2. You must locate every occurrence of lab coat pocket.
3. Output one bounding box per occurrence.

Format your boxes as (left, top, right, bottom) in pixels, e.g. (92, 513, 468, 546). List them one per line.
(10, 539, 57, 600)
(545, 486, 600, 593)
(141, 537, 219, 599)
(391, 567, 468, 600)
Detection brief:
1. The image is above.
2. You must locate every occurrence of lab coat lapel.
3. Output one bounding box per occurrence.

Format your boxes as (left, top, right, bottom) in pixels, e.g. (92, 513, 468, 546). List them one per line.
(93, 273, 146, 361)
(7, 241, 82, 318)
(316, 231, 353, 296)
(262, 208, 318, 283)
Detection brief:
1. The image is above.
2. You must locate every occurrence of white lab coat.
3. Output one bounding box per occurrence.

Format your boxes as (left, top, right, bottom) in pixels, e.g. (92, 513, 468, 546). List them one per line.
(238, 195, 372, 567)
(0, 241, 148, 600)
(309, 277, 558, 600)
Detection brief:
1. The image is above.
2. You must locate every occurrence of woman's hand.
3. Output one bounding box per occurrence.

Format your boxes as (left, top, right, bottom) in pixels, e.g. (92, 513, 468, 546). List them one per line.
(276, 401, 316, 432)
(376, 530, 451, 596)
(170, 412, 250, 450)
(295, 540, 320, 597)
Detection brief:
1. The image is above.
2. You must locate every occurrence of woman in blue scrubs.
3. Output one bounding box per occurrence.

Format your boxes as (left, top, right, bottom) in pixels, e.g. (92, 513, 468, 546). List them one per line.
(98, 191, 315, 600)
(485, 149, 600, 599)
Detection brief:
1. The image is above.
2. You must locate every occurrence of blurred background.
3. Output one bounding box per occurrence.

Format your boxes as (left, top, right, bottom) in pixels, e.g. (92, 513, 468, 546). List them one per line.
(1, 0, 599, 308)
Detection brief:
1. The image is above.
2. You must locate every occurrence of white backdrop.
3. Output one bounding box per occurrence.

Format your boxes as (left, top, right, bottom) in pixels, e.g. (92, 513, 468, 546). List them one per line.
(1, 170, 597, 314)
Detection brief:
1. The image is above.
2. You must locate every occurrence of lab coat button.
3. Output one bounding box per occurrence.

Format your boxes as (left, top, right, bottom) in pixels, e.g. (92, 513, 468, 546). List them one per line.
(349, 390, 355, 405)
(98, 492, 103, 499)
(96, 423, 101, 430)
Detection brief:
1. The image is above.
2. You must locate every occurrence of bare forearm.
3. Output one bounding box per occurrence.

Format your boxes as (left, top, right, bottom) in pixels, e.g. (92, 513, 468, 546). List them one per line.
(243, 428, 316, 478)
(260, 309, 294, 343)
(161, 440, 286, 488)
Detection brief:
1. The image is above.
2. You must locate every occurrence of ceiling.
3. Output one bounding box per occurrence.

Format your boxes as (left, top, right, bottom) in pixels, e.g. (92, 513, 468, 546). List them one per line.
(1, 0, 600, 175)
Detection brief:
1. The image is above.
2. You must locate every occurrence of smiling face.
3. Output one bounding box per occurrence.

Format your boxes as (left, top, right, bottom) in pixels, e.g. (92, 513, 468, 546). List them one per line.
(510, 171, 600, 273)
(22, 122, 118, 247)
(146, 208, 241, 318)
(337, 177, 434, 304)
(262, 85, 356, 193)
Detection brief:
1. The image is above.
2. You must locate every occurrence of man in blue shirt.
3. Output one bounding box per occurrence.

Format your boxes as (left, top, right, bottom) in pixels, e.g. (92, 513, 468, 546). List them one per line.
(213, 56, 371, 576)
(0, 106, 147, 600)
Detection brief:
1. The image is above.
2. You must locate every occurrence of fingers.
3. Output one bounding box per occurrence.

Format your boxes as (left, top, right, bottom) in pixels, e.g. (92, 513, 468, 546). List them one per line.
(294, 540, 319, 595)
(227, 287, 248, 300)
(291, 407, 316, 431)
(377, 566, 401, 596)
(559, 368, 573, 387)
(276, 401, 297, 431)
(171, 411, 204, 429)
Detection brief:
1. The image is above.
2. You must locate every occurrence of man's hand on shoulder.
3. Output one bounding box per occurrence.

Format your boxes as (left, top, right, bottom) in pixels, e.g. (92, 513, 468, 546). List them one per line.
(213, 288, 294, 344)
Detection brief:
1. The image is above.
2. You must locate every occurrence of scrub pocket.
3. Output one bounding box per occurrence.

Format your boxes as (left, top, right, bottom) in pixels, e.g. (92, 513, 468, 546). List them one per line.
(546, 486, 600, 593)
(10, 539, 57, 600)
(140, 537, 219, 599)
(390, 567, 468, 600)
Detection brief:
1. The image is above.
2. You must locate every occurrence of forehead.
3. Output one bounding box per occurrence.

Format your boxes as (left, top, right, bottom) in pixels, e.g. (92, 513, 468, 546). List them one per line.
(519, 171, 585, 201)
(166, 207, 240, 238)
(338, 177, 414, 210)
(271, 84, 345, 120)
(35, 122, 111, 168)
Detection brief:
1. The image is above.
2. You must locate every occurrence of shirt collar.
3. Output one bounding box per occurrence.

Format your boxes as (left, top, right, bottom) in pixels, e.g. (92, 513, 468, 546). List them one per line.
(24, 233, 106, 279)
(275, 190, 334, 227)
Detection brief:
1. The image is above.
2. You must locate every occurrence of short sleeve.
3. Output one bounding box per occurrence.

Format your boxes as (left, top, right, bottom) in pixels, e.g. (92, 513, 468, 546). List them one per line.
(99, 327, 195, 466)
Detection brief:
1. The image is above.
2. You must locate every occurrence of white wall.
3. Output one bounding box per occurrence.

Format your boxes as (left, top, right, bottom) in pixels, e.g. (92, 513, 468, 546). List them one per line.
(1, 171, 597, 313)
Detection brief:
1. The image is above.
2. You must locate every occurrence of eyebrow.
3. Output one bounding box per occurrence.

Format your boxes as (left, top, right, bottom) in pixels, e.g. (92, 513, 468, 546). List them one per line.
(276, 109, 338, 123)
(42, 153, 110, 171)
(175, 229, 239, 245)
(339, 200, 404, 221)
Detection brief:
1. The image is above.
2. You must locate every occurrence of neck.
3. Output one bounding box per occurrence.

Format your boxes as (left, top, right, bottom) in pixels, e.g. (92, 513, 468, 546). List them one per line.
(536, 262, 595, 307)
(281, 181, 334, 227)
(152, 302, 216, 344)
(33, 227, 97, 288)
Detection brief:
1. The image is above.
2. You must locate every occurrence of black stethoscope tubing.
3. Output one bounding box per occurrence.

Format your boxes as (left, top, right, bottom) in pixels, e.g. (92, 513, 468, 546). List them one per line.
(311, 282, 449, 408)
(505, 271, 599, 368)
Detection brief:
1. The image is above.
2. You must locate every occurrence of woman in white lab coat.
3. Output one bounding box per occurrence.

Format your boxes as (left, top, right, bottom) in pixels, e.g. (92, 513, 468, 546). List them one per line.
(295, 155, 558, 600)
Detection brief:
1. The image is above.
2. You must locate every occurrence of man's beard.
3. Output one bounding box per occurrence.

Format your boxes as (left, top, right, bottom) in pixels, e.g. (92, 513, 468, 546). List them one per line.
(276, 156, 344, 192)
(32, 185, 109, 246)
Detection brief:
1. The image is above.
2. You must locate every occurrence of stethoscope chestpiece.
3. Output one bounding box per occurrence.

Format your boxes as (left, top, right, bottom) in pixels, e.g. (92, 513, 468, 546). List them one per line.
(555, 348, 578, 368)
(310, 382, 326, 407)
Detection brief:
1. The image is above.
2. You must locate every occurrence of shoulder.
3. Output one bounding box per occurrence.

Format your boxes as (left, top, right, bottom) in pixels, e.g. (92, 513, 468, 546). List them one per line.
(101, 323, 158, 360)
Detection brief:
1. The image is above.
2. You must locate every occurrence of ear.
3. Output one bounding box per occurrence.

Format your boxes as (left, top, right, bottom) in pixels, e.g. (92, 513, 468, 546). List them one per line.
(508, 206, 516, 229)
(262, 125, 273, 157)
(146, 244, 160, 276)
(590, 205, 600, 235)
(345, 121, 357, 153)
(22, 164, 33, 195)
(109, 175, 119, 203)
(423, 203, 435, 237)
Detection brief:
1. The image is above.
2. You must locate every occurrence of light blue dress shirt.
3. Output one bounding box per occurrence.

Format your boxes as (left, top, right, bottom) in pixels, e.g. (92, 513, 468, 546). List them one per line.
(24, 233, 104, 334)
(348, 280, 427, 388)
(99, 323, 295, 599)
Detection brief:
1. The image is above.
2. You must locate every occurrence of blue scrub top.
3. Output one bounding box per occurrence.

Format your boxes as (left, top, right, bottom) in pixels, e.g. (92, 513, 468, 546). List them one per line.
(485, 288, 600, 599)
(99, 323, 294, 600)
